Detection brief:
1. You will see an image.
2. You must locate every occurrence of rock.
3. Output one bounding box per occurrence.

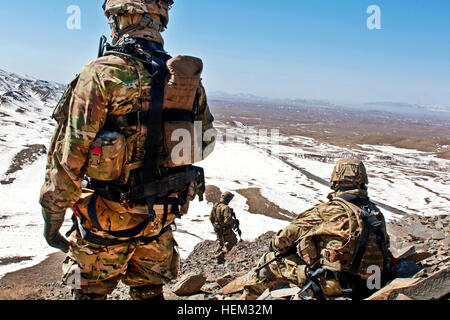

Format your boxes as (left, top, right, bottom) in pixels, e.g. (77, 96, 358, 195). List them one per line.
(434, 221, 444, 229)
(387, 223, 410, 243)
(391, 245, 433, 263)
(367, 267, 450, 300)
(188, 294, 206, 300)
(172, 273, 207, 296)
(408, 252, 434, 263)
(201, 282, 220, 293)
(430, 230, 446, 241)
(216, 273, 242, 288)
(395, 294, 413, 300)
(270, 287, 301, 299)
(256, 289, 272, 301)
(392, 245, 416, 260)
(406, 222, 431, 241)
(220, 275, 248, 295)
(443, 237, 450, 248)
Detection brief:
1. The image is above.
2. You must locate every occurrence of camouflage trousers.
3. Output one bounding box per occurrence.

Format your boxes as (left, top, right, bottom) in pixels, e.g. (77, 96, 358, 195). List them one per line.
(243, 252, 349, 300)
(62, 228, 179, 299)
(242, 252, 308, 300)
(215, 228, 238, 262)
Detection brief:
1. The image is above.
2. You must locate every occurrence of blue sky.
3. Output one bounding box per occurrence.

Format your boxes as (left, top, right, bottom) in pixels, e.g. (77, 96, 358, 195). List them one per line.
(0, 0, 449, 105)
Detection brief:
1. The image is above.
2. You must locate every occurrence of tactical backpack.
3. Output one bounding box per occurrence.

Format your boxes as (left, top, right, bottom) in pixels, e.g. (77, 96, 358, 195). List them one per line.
(316, 197, 390, 280)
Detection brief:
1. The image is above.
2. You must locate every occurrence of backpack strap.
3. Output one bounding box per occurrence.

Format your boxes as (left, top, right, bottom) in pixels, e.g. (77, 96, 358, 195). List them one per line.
(141, 53, 168, 221)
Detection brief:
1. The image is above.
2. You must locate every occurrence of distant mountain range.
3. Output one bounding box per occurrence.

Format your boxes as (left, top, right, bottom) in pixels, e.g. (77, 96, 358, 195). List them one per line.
(209, 91, 339, 108)
(0, 69, 65, 109)
(209, 91, 450, 118)
(0, 69, 65, 161)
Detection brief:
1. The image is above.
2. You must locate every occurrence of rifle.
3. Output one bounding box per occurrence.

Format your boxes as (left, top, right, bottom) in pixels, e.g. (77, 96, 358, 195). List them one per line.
(98, 35, 107, 58)
(230, 209, 242, 241)
(254, 246, 295, 273)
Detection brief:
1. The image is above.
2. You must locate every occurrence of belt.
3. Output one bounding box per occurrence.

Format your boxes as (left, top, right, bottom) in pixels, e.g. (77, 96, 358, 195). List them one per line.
(74, 214, 174, 246)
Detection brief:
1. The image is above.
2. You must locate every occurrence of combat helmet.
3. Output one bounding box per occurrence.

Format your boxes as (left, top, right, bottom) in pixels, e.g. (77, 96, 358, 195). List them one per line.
(103, 0, 174, 44)
(330, 158, 369, 189)
(220, 192, 235, 204)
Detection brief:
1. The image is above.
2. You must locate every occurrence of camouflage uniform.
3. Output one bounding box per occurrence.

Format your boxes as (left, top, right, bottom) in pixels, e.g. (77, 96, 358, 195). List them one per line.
(243, 159, 392, 300)
(40, 0, 215, 300)
(209, 192, 238, 263)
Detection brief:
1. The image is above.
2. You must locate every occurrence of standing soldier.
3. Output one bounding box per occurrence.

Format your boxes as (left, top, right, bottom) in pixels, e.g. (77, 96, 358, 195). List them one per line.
(242, 158, 395, 300)
(210, 192, 241, 264)
(40, 0, 215, 300)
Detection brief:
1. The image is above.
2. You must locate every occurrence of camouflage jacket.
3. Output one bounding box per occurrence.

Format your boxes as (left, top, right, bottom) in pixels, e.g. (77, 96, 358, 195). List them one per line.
(209, 202, 236, 230)
(271, 189, 390, 279)
(40, 48, 215, 216)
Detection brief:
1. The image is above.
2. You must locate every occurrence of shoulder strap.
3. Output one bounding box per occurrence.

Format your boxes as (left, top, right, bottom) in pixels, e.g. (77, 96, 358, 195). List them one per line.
(141, 54, 168, 221)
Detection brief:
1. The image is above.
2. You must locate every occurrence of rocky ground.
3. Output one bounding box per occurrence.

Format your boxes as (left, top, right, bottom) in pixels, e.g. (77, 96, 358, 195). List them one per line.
(0, 214, 448, 301)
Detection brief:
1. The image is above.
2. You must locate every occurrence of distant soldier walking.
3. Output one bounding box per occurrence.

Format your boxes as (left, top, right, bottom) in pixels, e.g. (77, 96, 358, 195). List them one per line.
(210, 192, 241, 263)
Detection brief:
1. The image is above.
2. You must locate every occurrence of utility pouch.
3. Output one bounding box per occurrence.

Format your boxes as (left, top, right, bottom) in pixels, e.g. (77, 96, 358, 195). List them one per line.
(86, 131, 126, 181)
(162, 55, 203, 167)
(297, 237, 319, 266)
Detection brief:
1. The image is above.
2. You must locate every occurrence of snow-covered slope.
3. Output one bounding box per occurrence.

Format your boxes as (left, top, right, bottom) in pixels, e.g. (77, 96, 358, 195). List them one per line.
(0, 69, 65, 176)
(0, 69, 66, 278)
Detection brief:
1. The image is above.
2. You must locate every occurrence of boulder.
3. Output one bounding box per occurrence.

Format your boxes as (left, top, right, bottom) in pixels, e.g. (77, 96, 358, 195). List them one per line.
(367, 267, 450, 300)
(392, 245, 433, 263)
(406, 222, 431, 241)
(220, 275, 248, 295)
(270, 287, 301, 299)
(172, 273, 207, 296)
(395, 294, 413, 300)
(216, 273, 243, 288)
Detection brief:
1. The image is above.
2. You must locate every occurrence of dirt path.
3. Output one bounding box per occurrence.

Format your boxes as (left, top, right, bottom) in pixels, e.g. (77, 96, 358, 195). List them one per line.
(0, 252, 71, 300)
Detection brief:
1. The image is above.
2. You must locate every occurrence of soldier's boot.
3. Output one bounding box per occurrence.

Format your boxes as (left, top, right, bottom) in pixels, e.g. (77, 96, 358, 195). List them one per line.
(215, 241, 224, 253)
(72, 290, 107, 300)
(216, 251, 226, 264)
(129, 284, 165, 301)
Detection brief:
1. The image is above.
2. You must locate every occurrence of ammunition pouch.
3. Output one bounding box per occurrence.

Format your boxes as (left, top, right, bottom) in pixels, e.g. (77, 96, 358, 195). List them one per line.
(86, 131, 127, 181)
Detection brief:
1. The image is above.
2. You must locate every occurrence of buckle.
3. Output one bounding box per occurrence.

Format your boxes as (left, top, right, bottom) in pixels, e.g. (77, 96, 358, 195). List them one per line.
(119, 191, 131, 204)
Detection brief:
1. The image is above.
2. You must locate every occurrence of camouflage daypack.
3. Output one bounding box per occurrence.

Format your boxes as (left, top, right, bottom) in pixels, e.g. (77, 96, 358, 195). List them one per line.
(317, 197, 390, 281)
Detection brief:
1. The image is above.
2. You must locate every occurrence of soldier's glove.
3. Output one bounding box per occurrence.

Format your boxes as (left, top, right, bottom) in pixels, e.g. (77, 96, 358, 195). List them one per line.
(42, 208, 70, 253)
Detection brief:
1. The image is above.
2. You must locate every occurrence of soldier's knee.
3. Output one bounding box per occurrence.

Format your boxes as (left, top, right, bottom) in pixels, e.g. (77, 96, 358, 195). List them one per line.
(129, 284, 164, 300)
